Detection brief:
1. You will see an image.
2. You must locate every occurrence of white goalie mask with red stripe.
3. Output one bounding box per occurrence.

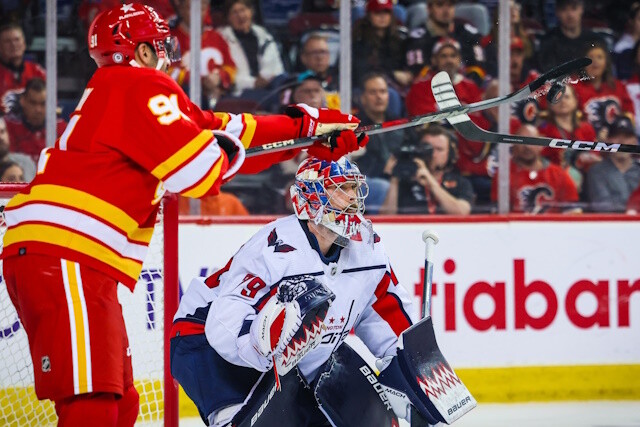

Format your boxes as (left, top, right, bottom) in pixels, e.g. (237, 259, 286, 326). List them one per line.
(290, 156, 370, 247)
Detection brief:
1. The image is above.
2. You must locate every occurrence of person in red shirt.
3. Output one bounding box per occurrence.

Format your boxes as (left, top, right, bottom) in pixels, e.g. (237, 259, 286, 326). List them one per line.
(4, 78, 67, 163)
(574, 42, 635, 139)
(456, 79, 521, 206)
(539, 84, 599, 193)
(508, 36, 543, 124)
(1, 5, 367, 426)
(169, 0, 236, 109)
(0, 22, 46, 114)
(492, 124, 580, 213)
(405, 37, 482, 117)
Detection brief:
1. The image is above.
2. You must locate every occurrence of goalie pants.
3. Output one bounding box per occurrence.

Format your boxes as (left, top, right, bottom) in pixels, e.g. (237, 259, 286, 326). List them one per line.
(4, 253, 134, 401)
(170, 332, 330, 426)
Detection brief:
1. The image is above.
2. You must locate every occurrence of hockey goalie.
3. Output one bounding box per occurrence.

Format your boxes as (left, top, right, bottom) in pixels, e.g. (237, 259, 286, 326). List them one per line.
(171, 156, 472, 426)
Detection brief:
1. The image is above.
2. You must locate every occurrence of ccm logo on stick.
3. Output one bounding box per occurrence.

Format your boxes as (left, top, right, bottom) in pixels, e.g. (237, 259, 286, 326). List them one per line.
(549, 139, 620, 152)
(262, 140, 295, 150)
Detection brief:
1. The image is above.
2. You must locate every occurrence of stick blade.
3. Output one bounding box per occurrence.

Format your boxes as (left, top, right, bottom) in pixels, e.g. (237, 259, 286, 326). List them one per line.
(397, 317, 477, 424)
(527, 57, 592, 93)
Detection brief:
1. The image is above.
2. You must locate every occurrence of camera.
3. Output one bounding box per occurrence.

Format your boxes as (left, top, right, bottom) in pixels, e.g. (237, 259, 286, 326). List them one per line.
(392, 142, 433, 180)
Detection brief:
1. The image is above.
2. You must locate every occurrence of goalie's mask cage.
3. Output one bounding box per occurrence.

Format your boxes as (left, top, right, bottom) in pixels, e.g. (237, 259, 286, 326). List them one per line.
(0, 184, 180, 426)
(290, 156, 369, 247)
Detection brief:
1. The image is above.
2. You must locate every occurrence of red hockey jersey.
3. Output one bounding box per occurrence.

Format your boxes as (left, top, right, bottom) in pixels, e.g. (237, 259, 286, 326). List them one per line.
(0, 61, 46, 114)
(4, 114, 67, 162)
(457, 113, 521, 177)
(574, 80, 634, 132)
(491, 161, 579, 213)
(2, 65, 302, 289)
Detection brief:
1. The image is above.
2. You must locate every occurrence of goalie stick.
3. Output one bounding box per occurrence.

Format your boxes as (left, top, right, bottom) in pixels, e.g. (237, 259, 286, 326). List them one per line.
(245, 58, 592, 157)
(431, 69, 640, 154)
(398, 230, 476, 426)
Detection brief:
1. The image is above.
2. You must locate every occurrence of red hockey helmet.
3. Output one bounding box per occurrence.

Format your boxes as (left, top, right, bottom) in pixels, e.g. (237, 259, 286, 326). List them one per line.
(88, 3, 180, 68)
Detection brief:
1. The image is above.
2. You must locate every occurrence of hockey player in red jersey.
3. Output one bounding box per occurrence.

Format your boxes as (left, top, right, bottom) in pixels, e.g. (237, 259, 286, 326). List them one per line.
(1, 4, 367, 427)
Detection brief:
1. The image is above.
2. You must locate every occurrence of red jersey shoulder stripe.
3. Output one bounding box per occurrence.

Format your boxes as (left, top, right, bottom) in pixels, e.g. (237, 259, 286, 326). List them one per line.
(151, 129, 213, 180)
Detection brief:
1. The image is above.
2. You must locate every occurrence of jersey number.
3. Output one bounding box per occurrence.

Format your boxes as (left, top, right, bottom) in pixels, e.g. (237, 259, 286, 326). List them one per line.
(240, 274, 266, 299)
(148, 94, 187, 125)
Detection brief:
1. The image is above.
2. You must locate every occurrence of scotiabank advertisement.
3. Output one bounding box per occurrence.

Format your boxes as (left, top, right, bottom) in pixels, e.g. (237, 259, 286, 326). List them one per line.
(179, 217, 640, 370)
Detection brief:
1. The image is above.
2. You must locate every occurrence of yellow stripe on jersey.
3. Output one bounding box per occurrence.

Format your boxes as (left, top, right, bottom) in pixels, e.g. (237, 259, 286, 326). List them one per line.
(240, 114, 257, 148)
(7, 185, 154, 244)
(214, 112, 231, 128)
(65, 260, 90, 394)
(151, 130, 213, 180)
(181, 156, 224, 198)
(4, 224, 143, 281)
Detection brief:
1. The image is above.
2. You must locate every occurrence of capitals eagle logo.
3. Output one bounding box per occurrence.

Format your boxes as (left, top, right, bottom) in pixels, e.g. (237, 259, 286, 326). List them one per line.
(268, 228, 296, 253)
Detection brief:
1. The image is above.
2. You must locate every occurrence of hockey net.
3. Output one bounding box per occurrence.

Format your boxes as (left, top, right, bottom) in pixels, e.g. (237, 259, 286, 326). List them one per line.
(0, 184, 179, 426)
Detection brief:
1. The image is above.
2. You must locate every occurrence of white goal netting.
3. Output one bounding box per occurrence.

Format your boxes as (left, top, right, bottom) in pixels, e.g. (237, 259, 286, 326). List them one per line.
(0, 189, 175, 426)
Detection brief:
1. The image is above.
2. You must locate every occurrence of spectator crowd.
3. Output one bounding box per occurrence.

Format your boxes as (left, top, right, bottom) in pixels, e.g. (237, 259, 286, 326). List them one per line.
(2, 0, 640, 215)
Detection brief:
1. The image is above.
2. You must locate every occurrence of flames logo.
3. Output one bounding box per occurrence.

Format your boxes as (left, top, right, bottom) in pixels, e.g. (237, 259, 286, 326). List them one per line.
(584, 97, 621, 131)
(416, 363, 462, 400)
(513, 98, 539, 124)
(518, 185, 554, 213)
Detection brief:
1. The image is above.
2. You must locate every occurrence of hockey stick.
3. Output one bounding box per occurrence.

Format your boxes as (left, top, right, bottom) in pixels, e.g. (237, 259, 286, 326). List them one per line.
(431, 69, 640, 154)
(421, 230, 439, 319)
(245, 58, 592, 158)
(400, 230, 476, 426)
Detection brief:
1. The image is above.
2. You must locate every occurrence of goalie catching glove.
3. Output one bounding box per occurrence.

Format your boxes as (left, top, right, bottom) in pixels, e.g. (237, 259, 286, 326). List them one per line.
(285, 103, 369, 161)
(240, 275, 335, 372)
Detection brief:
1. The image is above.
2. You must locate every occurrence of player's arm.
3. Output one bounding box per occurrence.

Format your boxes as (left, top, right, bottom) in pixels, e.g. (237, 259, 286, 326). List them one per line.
(353, 258, 414, 359)
(209, 104, 369, 173)
(203, 244, 305, 372)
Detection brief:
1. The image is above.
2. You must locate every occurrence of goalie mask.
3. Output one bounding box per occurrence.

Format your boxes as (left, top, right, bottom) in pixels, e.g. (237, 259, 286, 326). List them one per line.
(291, 156, 369, 247)
(88, 3, 180, 70)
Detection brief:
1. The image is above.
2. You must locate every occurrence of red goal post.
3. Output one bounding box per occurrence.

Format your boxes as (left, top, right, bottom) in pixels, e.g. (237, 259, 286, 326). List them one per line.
(0, 183, 180, 426)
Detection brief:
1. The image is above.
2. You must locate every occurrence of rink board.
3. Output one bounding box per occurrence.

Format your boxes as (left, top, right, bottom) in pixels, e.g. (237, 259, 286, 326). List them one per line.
(178, 215, 640, 407)
(3, 216, 637, 423)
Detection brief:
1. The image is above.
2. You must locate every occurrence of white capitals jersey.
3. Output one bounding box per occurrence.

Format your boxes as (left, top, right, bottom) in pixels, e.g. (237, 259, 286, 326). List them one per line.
(172, 215, 414, 381)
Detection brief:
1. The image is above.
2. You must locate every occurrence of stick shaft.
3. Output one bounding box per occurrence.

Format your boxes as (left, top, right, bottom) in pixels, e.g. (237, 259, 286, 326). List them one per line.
(422, 259, 434, 319)
(421, 230, 439, 319)
(245, 58, 590, 158)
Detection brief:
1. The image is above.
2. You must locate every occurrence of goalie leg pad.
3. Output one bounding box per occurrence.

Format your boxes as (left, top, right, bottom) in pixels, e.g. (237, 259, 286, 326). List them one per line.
(385, 317, 477, 425)
(313, 342, 399, 427)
